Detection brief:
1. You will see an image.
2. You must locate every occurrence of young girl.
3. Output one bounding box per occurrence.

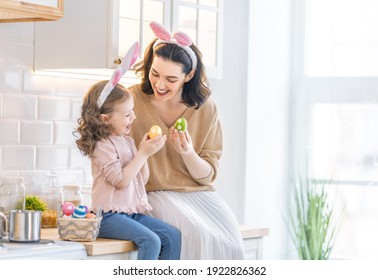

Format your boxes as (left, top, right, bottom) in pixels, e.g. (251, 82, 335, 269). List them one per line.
(75, 43, 181, 260)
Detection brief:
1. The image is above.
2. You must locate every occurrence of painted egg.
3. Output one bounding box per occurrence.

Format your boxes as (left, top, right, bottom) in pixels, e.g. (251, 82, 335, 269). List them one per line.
(174, 117, 187, 132)
(62, 202, 75, 216)
(148, 125, 162, 139)
(72, 205, 88, 218)
(86, 212, 96, 219)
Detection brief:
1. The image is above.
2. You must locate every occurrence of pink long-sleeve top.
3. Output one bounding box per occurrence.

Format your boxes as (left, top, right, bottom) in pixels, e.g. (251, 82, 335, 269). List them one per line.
(90, 135, 152, 214)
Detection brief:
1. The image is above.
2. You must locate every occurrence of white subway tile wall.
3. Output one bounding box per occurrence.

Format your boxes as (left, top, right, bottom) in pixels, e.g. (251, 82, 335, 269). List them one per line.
(23, 71, 56, 93)
(0, 23, 99, 190)
(0, 68, 21, 92)
(20, 121, 53, 144)
(69, 147, 89, 170)
(3, 94, 37, 119)
(2, 146, 35, 169)
(55, 77, 95, 97)
(71, 98, 83, 121)
(36, 146, 69, 169)
(38, 96, 71, 120)
(0, 119, 19, 144)
(54, 121, 77, 145)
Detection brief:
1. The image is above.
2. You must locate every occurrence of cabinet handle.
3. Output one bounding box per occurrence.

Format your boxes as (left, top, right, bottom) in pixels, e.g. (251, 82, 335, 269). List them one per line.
(113, 57, 122, 65)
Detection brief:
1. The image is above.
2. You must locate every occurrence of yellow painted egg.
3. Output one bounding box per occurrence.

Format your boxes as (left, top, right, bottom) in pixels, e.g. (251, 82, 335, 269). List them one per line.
(148, 125, 162, 139)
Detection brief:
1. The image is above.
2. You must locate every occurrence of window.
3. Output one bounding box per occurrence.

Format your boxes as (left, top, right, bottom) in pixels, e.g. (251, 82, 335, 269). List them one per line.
(118, 0, 223, 78)
(305, 0, 378, 77)
(173, 0, 222, 77)
(293, 0, 378, 259)
(118, 0, 170, 56)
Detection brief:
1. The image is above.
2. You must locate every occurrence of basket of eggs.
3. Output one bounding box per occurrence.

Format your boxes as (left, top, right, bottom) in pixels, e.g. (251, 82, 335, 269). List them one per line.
(57, 202, 102, 242)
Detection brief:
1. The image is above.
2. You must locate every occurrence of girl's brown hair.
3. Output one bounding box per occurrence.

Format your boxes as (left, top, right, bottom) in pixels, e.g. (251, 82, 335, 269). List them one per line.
(75, 80, 130, 157)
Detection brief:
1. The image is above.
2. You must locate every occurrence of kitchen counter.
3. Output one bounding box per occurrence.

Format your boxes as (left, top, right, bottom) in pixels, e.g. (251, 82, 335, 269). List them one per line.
(42, 226, 269, 260)
(41, 228, 137, 256)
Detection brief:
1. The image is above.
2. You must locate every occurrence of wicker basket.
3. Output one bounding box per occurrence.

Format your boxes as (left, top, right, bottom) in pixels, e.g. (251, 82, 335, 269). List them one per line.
(57, 216, 102, 241)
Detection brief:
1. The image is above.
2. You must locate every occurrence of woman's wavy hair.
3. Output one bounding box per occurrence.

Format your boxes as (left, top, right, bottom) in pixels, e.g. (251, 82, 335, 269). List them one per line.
(134, 38, 211, 109)
(74, 80, 130, 157)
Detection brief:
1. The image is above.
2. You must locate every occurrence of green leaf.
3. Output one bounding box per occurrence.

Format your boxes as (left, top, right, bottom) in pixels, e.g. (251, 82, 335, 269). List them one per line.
(25, 195, 48, 211)
(286, 174, 339, 260)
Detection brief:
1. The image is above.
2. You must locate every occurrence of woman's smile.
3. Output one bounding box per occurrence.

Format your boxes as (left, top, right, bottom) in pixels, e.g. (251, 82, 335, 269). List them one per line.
(156, 87, 169, 96)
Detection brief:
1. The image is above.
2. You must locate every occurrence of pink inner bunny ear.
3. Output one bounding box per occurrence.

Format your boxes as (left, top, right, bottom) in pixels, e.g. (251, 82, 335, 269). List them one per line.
(150, 21, 172, 41)
(173, 31, 193, 46)
(111, 68, 122, 86)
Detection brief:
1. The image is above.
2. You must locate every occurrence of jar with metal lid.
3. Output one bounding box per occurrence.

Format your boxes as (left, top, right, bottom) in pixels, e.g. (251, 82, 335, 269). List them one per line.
(63, 185, 82, 207)
(0, 176, 26, 214)
(40, 171, 63, 228)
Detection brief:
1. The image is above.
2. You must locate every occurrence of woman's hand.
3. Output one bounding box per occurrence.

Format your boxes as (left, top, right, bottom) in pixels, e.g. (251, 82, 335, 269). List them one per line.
(169, 127, 212, 180)
(169, 127, 194, 155)
(138, 132, 167, 157)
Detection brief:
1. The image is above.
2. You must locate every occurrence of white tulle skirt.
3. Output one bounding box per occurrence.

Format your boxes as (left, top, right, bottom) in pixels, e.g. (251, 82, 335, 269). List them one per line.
(147, 191, 245, 260)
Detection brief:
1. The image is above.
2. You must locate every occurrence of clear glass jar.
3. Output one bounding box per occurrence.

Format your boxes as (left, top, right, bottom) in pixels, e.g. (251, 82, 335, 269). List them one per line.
(0, 176, 26, 214)
(40, 171, 64, 228)
(63, 185, 82, 207)
(81, 185, 92, 209)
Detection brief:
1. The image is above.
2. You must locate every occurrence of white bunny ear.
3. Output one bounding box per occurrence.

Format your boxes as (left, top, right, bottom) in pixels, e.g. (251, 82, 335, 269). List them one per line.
(119, 41, 140, 75)
(97, 42, 140, 108)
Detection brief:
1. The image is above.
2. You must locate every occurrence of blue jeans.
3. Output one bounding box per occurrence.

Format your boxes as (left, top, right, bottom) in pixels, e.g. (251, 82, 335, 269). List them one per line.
(98, 211, 181, 260)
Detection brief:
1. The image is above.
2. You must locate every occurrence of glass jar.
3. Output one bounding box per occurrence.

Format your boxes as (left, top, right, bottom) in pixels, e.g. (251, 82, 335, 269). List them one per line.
(0, 176, 26, 214)
(63, 185, 82, 207)
(81, 185, 92, 209)
(40, 171, 64, 228)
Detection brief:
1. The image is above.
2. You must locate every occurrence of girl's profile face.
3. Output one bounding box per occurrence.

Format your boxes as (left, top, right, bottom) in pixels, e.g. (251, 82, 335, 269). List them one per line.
(103, 98, 135, 136)
(149, 56, 192, 102)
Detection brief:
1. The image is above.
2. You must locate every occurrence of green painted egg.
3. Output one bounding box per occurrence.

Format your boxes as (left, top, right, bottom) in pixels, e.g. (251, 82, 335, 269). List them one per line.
(174, 117, 188, 132)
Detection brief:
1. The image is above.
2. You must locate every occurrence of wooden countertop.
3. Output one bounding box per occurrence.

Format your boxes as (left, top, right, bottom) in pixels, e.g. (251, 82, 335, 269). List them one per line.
(42, 226, 269, 256)
(240, 226, 269, 239)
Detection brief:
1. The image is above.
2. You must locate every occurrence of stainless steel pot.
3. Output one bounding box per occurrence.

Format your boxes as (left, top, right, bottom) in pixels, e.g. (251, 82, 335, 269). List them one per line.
(0, 210, 42, 242)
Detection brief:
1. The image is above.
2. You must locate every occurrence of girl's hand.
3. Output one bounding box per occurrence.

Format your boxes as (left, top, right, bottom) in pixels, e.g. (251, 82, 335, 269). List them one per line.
(138, 132, 167, 157)
(169, 127, 194, 155)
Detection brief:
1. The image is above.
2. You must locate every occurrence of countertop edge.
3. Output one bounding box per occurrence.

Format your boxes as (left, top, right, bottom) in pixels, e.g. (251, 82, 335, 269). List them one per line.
(42, 226, 269, 256)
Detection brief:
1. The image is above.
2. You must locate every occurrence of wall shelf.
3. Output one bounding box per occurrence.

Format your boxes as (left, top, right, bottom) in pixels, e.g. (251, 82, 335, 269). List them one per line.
(0, 0, 64, 22)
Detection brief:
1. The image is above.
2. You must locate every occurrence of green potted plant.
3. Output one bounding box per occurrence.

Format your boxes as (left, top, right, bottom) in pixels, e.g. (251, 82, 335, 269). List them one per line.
(24, 195, 48, 211)
(287, 175, 338, 260)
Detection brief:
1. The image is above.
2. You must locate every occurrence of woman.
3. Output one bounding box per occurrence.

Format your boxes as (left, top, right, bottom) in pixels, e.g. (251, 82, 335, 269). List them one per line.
(128, 22, 245, 259)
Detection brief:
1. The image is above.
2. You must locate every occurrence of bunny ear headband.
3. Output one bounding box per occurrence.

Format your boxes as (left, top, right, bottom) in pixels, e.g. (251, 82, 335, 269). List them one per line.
(97, 41, 140, 108)
(150, 21, 197, 70)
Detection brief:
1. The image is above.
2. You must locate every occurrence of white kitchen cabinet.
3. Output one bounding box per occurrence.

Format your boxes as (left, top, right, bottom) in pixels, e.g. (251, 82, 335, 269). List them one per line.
(34, 0, 135, 71)
(34, 0, 223, 78)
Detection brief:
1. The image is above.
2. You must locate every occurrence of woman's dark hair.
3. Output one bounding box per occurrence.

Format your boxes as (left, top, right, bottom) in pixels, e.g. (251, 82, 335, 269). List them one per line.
(134, 38, 211, 109)
(74, 81, 130, 157)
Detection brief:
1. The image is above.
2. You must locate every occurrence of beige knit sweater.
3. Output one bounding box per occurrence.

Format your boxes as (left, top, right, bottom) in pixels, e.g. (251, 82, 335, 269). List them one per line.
(128, 84, 222, 192)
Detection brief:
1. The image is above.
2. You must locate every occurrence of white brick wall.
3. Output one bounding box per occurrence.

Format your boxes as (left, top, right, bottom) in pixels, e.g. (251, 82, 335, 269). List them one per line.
(0, 22, 97, 191)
